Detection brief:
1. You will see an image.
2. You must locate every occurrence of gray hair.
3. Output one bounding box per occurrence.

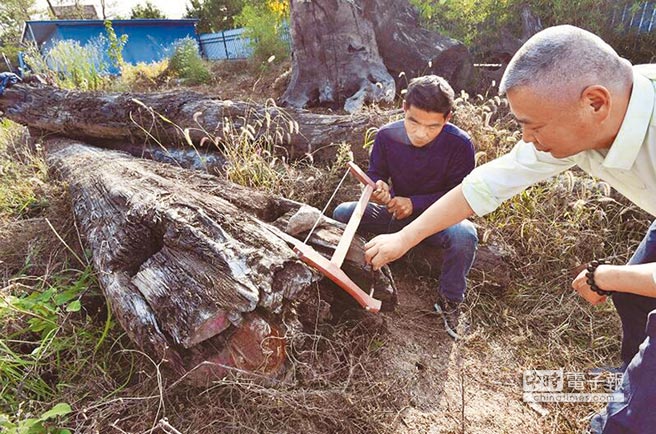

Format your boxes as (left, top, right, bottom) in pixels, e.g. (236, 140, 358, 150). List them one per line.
(499, 25, 633, 99)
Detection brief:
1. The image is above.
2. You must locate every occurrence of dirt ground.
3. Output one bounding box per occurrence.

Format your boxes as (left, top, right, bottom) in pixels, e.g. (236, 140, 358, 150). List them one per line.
(111, 60, 621, 433)
(366, 268, 543, 434)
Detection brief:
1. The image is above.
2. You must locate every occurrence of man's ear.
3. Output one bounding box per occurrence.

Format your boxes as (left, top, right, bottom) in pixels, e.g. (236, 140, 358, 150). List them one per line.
(581, 85, 611, 118)
(445, 112, 453, 123)
(402, 100, 408, 112)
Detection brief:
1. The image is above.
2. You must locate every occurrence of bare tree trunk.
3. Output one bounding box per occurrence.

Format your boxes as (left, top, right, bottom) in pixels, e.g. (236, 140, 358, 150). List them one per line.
(281, 0, 474, 111)
(365, 0, 474, 91)
(281, 0, 396, 113)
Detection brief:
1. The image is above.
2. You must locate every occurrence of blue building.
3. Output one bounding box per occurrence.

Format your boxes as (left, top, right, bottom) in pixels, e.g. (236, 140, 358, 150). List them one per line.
(21, 19, 199, 73)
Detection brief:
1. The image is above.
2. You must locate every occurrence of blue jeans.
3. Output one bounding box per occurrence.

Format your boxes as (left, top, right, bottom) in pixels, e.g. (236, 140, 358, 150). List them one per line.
(332, 202, 478, 302)
(591, 220, 656, 433)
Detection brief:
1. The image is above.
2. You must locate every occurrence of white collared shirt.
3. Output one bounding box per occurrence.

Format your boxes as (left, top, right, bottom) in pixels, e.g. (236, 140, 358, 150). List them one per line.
(462, 65, 656, 217)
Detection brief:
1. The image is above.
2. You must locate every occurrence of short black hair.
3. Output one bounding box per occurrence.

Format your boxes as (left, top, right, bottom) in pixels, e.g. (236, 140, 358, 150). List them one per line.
(404, 75, 455, 116)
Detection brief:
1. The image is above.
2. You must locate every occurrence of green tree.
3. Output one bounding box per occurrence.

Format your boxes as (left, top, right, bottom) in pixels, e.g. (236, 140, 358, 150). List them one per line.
(409, 0, 646, 60)
(185, 0, 245, 33)
(130, 1, 166, 19)
(0, 0, 37, 71)
(0, 0, 37, 46)
(235, 1, 289, 63)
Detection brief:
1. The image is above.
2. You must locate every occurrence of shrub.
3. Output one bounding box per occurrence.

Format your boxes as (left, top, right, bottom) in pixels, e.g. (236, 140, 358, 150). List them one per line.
(235, 2, 289, 64)
(168, 37, 212, 85)
(49, 39, 109, 90)
(104, 20, 128, 68)
(22, 39, 110, 91)
(114, 59, 169, 91)
(410, 0, 654, 63)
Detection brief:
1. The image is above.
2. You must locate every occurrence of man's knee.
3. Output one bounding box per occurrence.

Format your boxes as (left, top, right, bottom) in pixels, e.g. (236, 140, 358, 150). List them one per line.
(333, 202, 355, 223)
(447, 221, 478, 252)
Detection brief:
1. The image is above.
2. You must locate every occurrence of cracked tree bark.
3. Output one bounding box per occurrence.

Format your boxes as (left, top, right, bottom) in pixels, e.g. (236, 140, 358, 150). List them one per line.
(281, 0, 396, 113)
(45, 137, 396, 382)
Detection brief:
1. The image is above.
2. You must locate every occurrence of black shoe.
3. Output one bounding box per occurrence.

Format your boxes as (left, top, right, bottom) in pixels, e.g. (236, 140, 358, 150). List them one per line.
(434, 293, 467, 340)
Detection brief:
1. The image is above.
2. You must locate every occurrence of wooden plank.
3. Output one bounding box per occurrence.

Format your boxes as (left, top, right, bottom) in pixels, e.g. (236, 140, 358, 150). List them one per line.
(331, 184, 373, 267)
(347, 161, 376, 188)
(294, 243, 382, 313)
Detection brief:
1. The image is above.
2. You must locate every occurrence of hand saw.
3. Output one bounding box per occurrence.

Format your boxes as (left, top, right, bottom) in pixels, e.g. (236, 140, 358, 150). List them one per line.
(294, 162, 382, 313)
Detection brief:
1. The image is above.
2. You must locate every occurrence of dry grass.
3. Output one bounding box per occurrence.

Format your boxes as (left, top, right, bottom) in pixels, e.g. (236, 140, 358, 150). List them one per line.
(0, 89, 651, 433)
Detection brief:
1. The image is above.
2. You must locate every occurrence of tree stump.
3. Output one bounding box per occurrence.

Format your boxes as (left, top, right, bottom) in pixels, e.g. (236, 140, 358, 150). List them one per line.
(365, 0, 474, 91)
(281, 0, 396, 113)
(280, 0, 474, 111)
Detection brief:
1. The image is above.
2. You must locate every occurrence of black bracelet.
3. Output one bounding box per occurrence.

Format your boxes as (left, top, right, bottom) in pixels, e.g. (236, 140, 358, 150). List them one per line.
(586, 260, 614, 296)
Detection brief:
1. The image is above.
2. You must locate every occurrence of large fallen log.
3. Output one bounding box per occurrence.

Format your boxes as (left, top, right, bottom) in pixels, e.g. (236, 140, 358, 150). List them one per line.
(45, 137, 396, 382)
(1, 84, 397, 164)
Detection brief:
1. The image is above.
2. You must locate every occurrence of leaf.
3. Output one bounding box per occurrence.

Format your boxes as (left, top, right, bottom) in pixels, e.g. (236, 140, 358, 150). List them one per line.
(40, 403, 72, 420)
(54, 287, 81, 306)
(66, 300, 81, 312)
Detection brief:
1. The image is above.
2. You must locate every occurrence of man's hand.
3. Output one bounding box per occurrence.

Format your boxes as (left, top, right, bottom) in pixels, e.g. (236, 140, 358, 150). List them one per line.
(365, 231, 411, 270)
(572, 268, 607, 306)
(387, 196, 413, 220)
(372, 180, 391, 205)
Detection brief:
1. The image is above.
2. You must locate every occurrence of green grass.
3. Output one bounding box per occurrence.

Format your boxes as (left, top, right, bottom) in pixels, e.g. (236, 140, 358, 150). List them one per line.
(0, 122, 133, 433)
(0, 267, 96, 421)
(0, 120, 48, 220)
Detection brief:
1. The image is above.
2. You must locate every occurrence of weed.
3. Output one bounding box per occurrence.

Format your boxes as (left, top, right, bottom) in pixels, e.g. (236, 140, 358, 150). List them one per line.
(23, 39, 109, 91)
(0, 402, 72, 434)
(0, 266, 98, 407)
(104, 20, 128, 68)
(0, 120, 48, 220)
(168, 38, 212, 85)
(112, 60, 169, 92)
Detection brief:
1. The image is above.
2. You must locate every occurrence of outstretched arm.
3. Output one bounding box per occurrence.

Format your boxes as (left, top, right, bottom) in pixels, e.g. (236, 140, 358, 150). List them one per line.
(572, 263, 656, 305)
(364, 185, 474, 270)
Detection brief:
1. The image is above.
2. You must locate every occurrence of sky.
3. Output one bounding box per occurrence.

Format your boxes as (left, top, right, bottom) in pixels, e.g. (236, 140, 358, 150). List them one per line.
(34, 1, 189, 20)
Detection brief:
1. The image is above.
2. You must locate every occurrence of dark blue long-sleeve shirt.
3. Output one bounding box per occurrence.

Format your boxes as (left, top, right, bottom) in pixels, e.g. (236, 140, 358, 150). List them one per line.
(367, 120, 475, 216)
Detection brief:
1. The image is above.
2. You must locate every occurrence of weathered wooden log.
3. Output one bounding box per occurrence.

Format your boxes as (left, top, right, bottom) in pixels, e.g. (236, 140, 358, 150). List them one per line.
(44, 137, 396, 382)
(1, 84, 398, 164)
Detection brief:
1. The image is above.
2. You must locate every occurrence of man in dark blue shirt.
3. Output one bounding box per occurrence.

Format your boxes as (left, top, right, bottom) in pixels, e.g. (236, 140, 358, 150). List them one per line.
(333, 75, 477, 339)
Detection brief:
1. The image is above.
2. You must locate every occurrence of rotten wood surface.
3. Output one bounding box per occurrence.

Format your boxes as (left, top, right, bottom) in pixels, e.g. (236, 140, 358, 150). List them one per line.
(45, 137, 396, 381)
(0, 84, 396, 164)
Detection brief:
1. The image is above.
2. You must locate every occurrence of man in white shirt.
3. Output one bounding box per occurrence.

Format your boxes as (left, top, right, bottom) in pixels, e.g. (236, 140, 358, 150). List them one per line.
(364, 25, 656, 433)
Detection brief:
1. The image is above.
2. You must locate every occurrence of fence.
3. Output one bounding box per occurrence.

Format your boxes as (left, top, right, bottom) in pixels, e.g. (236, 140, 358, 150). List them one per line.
(199, 25, 291, 60)
(611, 2, 656, 32)
(199, 29, 252, 60)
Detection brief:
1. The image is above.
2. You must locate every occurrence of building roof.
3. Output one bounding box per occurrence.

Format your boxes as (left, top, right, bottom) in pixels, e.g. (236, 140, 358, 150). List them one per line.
(22, 19, 199, 45)
(51, 5, 99, 20)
